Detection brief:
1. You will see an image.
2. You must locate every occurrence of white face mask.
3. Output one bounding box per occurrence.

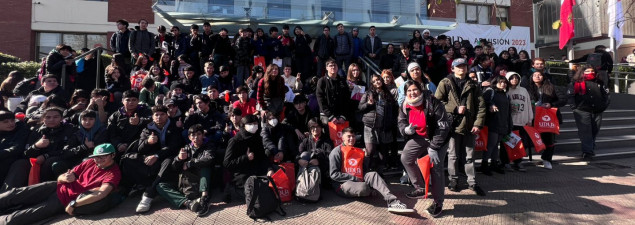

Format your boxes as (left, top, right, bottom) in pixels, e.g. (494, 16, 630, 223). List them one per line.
(244, 124, 258, 134)
(268, 119, 278, 127)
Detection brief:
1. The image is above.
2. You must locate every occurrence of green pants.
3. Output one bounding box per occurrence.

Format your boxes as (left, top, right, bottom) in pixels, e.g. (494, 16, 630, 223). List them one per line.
(156, 167, 211, 208)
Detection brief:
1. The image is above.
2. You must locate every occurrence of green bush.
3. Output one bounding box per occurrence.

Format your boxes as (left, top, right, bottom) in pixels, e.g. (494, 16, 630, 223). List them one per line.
(0, 61, 41, 81)
(100, 54, 112, 68)
(0, 52, 21, 64)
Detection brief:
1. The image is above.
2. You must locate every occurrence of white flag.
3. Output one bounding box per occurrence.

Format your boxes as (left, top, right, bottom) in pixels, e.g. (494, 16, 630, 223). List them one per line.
(608, 0, 624, 48)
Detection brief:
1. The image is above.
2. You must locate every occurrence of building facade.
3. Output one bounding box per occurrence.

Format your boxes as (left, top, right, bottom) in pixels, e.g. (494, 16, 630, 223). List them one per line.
(0, 0, 535, 62)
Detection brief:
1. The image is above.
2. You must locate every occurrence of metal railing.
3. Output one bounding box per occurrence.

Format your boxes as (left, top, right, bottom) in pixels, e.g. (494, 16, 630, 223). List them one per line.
(359, 56, 381, 87)
(546, 61, 635, 94)
(61, 47, 114, 89)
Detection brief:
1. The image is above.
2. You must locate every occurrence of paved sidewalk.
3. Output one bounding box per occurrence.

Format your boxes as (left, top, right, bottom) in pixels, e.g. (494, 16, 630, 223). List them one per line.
(47, 157, 635, 225)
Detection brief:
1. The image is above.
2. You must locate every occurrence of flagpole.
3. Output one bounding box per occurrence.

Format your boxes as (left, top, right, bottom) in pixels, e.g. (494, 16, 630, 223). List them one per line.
(567, 42, 574, 61)
(610, 37, 617, 63)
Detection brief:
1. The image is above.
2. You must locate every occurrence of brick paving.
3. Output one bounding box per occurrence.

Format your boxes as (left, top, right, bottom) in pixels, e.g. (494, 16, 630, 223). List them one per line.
(46, 157, 635, 225)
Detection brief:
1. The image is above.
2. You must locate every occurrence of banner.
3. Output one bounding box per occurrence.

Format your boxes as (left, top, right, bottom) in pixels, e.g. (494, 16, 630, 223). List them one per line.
(442, 23, 531, 55)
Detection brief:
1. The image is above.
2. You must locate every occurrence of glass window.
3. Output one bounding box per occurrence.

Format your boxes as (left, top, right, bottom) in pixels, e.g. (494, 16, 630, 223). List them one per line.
(321, 0, 342, 20)
(478, 5, 489, 25)
(87, 34, 107, 49)
(496, 7, 508, 22)
(63, 34, 86, 51)
(37, 32, 107, 61)
(466, 5, 478, 23)
(38, 33, 62, 60)
(268, 0, 291, 19)
(371, 0, 389, 23)
(464, 4, 489, 24)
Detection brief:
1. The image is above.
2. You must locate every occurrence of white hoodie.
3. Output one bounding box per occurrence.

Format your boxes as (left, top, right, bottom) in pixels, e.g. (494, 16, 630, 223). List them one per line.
(506, 84, 534, 126)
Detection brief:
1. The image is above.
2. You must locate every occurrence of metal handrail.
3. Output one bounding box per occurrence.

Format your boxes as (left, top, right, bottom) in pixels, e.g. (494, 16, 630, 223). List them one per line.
(546, 61, 635, 94)
(61, 47, 114, 89)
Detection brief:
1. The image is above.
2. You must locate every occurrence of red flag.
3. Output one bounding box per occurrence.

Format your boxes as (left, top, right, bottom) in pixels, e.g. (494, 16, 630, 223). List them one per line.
(559, 0, 576, 49)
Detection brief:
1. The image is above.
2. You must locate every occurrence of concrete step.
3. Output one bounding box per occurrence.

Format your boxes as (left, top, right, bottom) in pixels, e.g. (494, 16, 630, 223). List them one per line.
(555, 134, 635, 152)
(561, 116, 635, 128)
(557, 125, 635, 140)
(560, 109, 635, 121)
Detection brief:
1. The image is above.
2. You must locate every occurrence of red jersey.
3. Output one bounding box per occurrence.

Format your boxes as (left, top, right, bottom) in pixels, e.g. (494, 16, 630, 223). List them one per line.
(56, 159, 121, 206)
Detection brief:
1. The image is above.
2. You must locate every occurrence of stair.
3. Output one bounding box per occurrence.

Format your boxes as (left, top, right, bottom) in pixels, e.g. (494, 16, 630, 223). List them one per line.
(555, 97, 635, 154)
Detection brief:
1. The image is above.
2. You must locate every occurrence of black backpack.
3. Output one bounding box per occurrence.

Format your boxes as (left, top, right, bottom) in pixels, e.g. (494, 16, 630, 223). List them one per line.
(244, 176, 286, 220)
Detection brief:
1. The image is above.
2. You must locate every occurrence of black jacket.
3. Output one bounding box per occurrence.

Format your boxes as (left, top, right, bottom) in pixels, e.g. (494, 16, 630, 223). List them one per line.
(282, 108, 317, 134)
(313, 34, 334, 59)
(46, 51, 75, 79)
(358, 90, 397, 130)
(568, 80, 610, 113)
(61, 126, 108, 162)
(298, 135, 333, 163)
(483, 88, 513, 135)
(223, 130, 271, 178)
(316, 75, 351, 121)
(261, 123, 294, 159)
(0, 121, 29, 159)
(293, 31, 312, 58)
(210, 34, 235, 57)
(136, 120, 184, 161)
(397, 90, 452, 151)
(24, 123, 77, 159)
(171, 141, 214, 196)
(107, 106, 152, 148)
(363, 35, 382, 57)
(235, 37, 254, 65)
(110, 29, 131, 56)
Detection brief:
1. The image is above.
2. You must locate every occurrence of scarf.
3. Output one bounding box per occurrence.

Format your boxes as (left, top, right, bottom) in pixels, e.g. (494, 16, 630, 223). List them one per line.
(574, 72, 596, 95)
(406, 95, 423, 107)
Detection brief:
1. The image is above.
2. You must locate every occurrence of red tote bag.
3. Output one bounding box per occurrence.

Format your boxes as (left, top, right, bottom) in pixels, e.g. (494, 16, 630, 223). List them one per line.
(523, 126, 547, 153)
(416, 155, 433, 199)
(279, 162, 296, 192)
(341, 146, 365, 181)
(270, 169, 292, 202)
(328, 121, 349, 146)
(254, 56, 266, 69)
(475, 126, 488, 151)
(504, 131, 527, 162)
(534, 107, 560, 134)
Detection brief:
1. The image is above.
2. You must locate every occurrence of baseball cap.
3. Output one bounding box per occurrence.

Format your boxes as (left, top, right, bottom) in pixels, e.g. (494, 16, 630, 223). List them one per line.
(164, 99, 175, 106)
(452, 58, 468, 67)
(89, 143, 116, 158)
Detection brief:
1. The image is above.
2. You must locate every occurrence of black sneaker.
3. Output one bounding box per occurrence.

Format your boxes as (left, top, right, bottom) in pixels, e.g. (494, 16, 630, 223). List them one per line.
(426, 202, 443, 218)
(184, 199, 201, 213)
(222, 193, 231, 203)
(582, 153, 593, 162)
(479, 161, 492, 176)
(405, 188, 426, 199)
(196, 195, 211, 217)
(469, 185, 486, 196)
(448, 179, 459, 192)
(491, 163, 505, 174)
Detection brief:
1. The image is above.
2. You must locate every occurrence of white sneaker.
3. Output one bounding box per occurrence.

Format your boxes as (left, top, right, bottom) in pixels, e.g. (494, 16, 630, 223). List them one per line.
(542, 160, 552, 170)
(136, 196, 153, 213)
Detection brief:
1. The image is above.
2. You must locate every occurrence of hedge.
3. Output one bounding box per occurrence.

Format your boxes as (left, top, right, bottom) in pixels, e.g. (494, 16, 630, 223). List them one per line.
(0, 52, 21, 64)
(0, 61, 41, 80)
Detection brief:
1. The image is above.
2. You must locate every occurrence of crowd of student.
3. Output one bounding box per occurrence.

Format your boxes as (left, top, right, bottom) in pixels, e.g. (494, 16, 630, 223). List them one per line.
(0, 18, 612, 223)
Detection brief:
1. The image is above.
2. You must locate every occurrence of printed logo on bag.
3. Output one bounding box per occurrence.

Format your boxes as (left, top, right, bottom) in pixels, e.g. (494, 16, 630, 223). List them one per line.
(539, 115, 556, 128)
(542, 115, 551, 122)
(278, 187, 290, 198)
(348, 158, 358, 167)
